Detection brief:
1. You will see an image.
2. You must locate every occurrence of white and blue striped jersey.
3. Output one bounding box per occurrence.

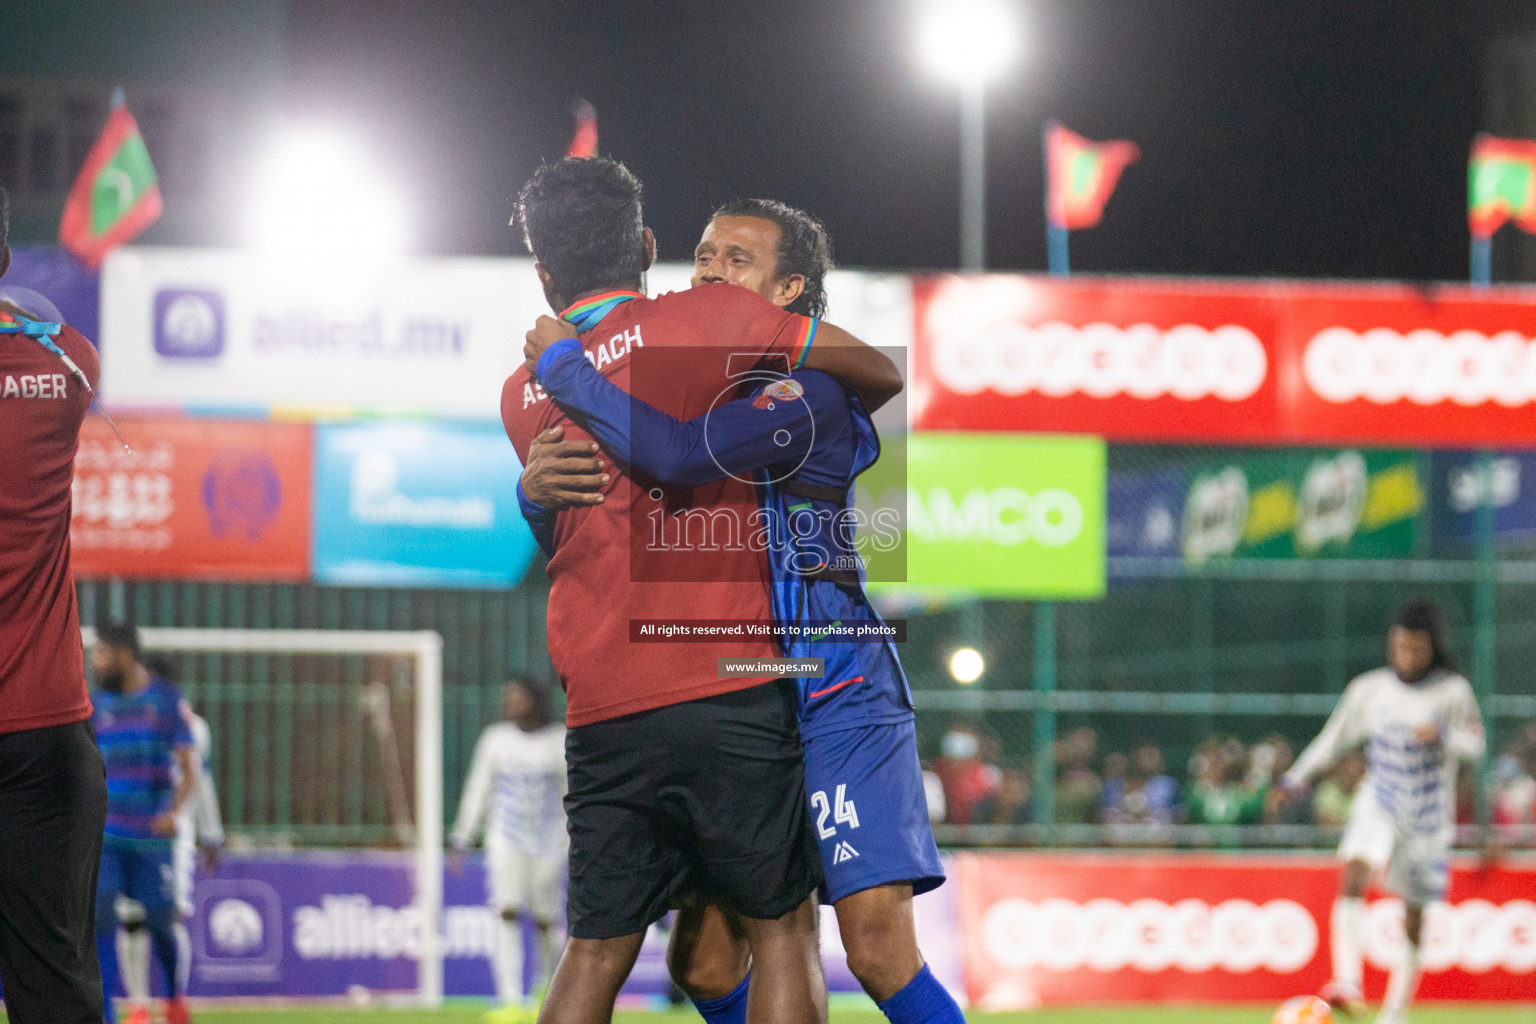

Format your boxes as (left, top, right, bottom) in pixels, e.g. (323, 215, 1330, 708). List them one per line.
(449, 722, 567, 860)
(1286, 667, 1485, 835)
(174, 709, 224, 852)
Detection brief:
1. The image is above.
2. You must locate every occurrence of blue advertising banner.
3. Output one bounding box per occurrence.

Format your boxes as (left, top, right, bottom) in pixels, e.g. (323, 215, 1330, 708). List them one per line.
(1, 245, 100, 342)
(1106, 468, 1185, 559)
(171, 851, 963, 1002)
(1430, 451, 1536, 548)
(312, 421, 539, 588)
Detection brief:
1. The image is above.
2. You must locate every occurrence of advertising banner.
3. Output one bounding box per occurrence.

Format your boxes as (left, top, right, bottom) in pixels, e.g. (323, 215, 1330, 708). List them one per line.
(180, 851, 964, 1002)
(99, 247, 543, 418)
(311, 421, 539, 588)
(1178, 449, 1422, 563)
(1430, 450, 1536, 548)
(71, 417, 311, 579)
(955, 852, 1536, 1008)
(912, 275, 1536, 445)
(877, 432, 1105, 599)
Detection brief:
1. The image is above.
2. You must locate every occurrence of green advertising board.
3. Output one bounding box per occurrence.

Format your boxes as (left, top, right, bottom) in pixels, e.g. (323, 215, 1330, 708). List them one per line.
(856, 432, 1106, 599)
(1180, 448, 1422, 563)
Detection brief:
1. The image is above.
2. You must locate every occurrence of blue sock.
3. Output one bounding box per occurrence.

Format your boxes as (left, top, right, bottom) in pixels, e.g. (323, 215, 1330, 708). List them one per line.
(876, 964, 965, 1024)
(691, 972, 750, 1024)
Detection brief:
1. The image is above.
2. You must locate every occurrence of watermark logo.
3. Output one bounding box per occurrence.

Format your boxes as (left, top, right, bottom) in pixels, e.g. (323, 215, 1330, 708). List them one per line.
(154, 288, 225, 359)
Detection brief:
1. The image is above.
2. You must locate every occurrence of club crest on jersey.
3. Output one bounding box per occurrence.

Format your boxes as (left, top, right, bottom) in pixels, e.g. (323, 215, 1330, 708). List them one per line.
(753, 378, 803, 410)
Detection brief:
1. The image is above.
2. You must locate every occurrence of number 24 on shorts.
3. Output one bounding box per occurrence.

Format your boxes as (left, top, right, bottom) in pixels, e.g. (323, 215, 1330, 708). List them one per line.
(810, 785, 860, 840)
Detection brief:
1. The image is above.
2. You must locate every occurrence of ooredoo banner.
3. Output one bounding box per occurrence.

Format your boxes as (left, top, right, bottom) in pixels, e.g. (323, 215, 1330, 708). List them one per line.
(955, 852, 1536, 1007)
(912, 275, 1536, 445)
(71, 416, 311, 579)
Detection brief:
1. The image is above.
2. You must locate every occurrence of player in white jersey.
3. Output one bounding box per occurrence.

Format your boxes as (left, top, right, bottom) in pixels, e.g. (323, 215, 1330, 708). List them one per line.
(1279, 600, 1484, 1024)
(449, 677, 568, 1023)
(116, 692, 223, 1024)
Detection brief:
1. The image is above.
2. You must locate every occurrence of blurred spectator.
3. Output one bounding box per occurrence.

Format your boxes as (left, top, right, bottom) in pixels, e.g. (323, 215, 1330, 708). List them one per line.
(1491, 740, 1534, 827)
(1255, 735, 1311, 825)
(1186, 738, 1265, 825)
(1054, 726, 1102, 824)
(932, 726, 1000, 825)
(1312, 751, 1367, 827)
(1102, 743, 1180, 825)
(921, 764, 947, 825)
(975, 768, 1034, 825)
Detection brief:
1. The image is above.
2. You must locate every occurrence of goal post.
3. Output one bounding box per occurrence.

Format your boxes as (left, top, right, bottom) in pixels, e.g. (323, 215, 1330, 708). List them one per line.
(81, 626, 447, 1006)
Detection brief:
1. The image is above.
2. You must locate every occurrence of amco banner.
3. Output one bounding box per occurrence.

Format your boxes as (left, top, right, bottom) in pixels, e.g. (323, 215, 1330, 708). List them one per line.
(71, 416, 311, 580)
(955, 852, 1536, 1008)
(877, 432, 1105, 599)
(311, 421, 538, 588)
(1110, 448, 1422, 565)
(912, 275, 1536, 446)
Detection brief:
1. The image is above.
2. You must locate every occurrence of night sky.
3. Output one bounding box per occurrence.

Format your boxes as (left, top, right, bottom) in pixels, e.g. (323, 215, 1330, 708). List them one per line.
(287, 0, 1536, 280)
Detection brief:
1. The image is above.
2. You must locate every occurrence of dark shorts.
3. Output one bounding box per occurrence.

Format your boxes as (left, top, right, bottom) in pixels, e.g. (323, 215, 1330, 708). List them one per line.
(0, 719, 108, 1024)
(563, 679, 823, 939)
(802, 718, 946, 904)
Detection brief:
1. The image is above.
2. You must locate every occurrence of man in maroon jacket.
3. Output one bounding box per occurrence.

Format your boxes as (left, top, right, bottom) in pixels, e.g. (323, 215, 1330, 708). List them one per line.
(0, 186, 109, 1024)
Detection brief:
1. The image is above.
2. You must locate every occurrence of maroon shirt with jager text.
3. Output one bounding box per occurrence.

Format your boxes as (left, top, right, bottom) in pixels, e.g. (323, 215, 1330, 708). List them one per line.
(0, 309, 99, 733)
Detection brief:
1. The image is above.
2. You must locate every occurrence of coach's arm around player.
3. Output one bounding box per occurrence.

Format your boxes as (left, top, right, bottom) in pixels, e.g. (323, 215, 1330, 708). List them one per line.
(523, 309, 904, 413)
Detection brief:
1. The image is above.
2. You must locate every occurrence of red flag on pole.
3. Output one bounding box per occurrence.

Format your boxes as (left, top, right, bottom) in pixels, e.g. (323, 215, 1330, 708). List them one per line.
(58, 89, 162, 268)
(566, 100, 598, 159)
(1045, 121, 1139, 230)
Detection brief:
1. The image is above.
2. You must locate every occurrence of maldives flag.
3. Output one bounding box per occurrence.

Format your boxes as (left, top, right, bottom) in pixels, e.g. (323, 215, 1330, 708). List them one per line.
(566, 99, 598, 159)
(1045, 121, 1139, 230)
(1468, 133, 1536, 239)
(58, 91, 162, 269)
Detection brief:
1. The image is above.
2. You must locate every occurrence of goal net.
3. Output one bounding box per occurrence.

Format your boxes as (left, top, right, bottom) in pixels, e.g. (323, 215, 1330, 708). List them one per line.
(81, 626, 447, 1005)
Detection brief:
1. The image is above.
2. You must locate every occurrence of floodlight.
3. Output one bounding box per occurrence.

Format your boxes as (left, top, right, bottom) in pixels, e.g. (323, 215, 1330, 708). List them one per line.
(950, 646, 985, 684)
(917, 0, 1019, 85)
(246, 127, 408, 261)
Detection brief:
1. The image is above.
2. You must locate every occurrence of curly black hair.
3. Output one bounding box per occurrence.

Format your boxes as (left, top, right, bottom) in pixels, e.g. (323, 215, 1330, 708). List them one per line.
(711, 198, 834, 319)
(1395, 598, 1455, 671)
(516, 157, 646, 303)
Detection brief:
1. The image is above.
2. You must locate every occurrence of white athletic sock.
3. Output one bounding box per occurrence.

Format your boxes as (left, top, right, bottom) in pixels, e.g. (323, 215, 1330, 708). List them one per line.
(537, 925, 563, 992)
(174, 920, 193, 997)
(1383, 937, 1422, 1016)
(1330, 897, 1365, 993)
(118, 927, 152, 1003)
(493, 916, 524, 1005)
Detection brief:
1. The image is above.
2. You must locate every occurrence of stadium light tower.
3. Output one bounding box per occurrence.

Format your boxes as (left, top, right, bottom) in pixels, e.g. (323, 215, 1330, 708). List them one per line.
(917, 0, 1020, 271)
(246, 127, 409, 265)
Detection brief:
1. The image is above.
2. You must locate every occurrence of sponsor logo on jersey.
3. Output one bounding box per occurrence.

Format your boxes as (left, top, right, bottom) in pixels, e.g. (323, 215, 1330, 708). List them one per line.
(832, 841, 860, 864)
(753, 377, 804, 410)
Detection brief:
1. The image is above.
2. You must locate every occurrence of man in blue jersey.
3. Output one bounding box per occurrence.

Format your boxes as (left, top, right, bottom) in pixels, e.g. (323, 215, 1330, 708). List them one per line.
(90, 622, 197, 1024)
(519, 200, 962, 1024)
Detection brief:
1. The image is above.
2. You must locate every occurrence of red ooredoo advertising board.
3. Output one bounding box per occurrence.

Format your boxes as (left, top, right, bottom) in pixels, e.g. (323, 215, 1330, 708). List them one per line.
(71, 416, 311, 579)
(954, 852, 1536, 1007)
(912, 275, 1536, 445)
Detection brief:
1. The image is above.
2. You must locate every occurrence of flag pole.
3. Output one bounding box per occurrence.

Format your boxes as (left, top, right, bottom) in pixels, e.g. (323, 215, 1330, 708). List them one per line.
(1470, 235, 1492, 289)
(1043, 122, 1069, 277)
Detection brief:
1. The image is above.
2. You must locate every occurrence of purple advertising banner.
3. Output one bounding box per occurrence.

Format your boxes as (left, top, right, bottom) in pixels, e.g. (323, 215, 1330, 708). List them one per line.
(179, 851, 964, 1003)
(1, 246, 100, 343)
